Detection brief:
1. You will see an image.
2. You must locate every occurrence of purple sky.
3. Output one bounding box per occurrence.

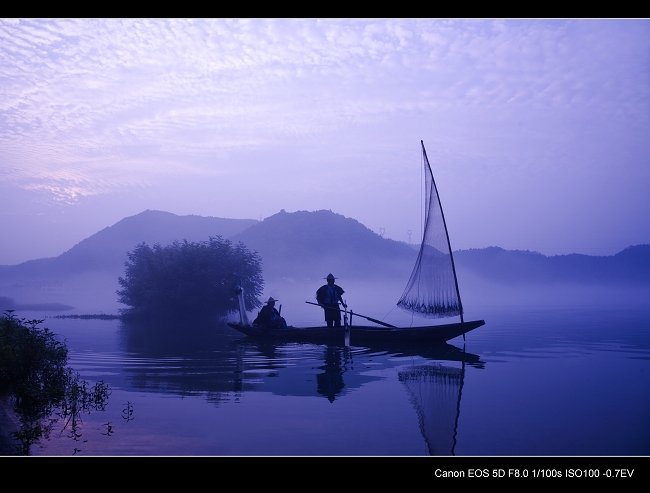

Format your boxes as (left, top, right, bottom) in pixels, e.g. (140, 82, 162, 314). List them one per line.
(1, 19, 649, 265)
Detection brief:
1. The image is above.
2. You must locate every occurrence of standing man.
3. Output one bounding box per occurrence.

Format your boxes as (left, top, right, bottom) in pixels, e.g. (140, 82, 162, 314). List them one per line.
(316, 274, 347, 327)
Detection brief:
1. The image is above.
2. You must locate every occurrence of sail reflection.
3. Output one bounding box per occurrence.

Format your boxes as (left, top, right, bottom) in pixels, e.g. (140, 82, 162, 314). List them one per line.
(399, 362, 465, 456)
(364, 341, 478, 455)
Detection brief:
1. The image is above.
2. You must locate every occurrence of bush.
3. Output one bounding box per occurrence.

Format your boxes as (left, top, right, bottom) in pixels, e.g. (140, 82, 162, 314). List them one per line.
(117, 236, 264, 319)
(0, 312, 110, 455)
(0, 314, 67, 415)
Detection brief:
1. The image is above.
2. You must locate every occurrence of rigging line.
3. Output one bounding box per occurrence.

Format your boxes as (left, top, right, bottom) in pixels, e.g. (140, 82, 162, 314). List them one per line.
(422, 140, 464, 323)
(381, 304, 398, 323)
(415, 143, 426, 304)
(421, 143, 424, 244)
(451, 359, 466, 456)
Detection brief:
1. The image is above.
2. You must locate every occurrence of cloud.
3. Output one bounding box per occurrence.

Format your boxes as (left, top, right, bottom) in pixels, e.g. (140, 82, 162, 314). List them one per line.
(0, 18, 647, 246)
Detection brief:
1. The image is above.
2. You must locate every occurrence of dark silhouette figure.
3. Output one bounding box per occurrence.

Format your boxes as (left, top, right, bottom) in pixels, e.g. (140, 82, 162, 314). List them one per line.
(253, 297, 287, 329)
(316, 274, 346, 327)
(316, 346, 346, 402)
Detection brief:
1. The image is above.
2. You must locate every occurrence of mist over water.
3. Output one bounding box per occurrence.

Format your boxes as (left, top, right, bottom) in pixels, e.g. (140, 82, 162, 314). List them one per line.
(3, 275, 646, 456)
(258, 272, 650, 328)
(4, 259, 647, 324)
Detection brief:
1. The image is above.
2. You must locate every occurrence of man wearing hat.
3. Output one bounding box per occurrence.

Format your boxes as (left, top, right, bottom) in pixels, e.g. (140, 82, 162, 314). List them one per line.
(253, 297, 287, 329)
(316, 274, 347, 327)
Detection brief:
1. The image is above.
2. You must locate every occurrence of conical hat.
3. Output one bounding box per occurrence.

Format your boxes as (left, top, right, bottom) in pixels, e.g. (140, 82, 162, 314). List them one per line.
(325, 273, 336, 280)
(265, 297, 278, 304)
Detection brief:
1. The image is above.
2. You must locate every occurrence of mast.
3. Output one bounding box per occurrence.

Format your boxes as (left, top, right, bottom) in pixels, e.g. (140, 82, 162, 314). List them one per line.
(421, 141, 464, 324)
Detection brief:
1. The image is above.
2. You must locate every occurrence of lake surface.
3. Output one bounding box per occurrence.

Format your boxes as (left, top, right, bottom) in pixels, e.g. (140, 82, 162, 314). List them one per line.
(18, 294, 650, 456)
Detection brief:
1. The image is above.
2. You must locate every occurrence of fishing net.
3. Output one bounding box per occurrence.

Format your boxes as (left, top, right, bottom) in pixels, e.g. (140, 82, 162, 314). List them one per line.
(399, 363, 463, 456)
(397, 142, 462, 318)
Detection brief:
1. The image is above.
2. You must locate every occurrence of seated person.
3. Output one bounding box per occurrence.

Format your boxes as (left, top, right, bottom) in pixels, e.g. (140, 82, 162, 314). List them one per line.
(253, 297, 287, 329)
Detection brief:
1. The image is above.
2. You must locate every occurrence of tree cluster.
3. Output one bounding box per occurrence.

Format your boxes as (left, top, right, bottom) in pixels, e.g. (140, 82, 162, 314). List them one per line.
(117, 237, 264, 319)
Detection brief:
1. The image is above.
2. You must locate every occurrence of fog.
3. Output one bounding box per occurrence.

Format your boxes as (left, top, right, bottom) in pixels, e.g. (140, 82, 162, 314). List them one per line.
(258, 272, 650, 329)
(2, 256, 648, 327)
(0, 271, 122, 315)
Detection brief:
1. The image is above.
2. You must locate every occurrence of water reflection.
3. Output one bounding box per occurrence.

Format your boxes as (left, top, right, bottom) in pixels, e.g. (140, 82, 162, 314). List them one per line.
(399, 362, 465, 455)
(29, 304, 649, 455)
(113, 318, 485, 455)
(367, 341, 479, 455)
(317, 346, 349, 402)
(115, 318, 245, 401)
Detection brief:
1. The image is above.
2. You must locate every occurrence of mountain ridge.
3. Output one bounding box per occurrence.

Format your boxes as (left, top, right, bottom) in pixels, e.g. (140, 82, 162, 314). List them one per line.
(0, 210, 258, 274)
(0, 209, 648, 311)
(229, 209, 415, 279)
(454, 244, 650, 284)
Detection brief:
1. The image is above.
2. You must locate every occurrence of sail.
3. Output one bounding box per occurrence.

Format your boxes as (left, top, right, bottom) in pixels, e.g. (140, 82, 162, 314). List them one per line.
(397, 141, 463, 319)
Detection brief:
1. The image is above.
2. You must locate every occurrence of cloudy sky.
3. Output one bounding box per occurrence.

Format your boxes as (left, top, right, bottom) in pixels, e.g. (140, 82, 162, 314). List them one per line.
(1, 18, 649, 265)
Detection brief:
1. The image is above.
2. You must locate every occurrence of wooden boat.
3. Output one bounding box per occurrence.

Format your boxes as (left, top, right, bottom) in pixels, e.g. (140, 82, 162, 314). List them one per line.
(227, 319, 484, 343)
(229, 141, 484, 343)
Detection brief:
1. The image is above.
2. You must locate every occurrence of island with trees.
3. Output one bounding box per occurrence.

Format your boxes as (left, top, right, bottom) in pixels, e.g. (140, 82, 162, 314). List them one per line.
(117, 236, 264, 320)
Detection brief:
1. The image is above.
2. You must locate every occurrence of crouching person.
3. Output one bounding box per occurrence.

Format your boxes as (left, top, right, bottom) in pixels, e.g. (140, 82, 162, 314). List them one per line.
(253, 297, 288, 329)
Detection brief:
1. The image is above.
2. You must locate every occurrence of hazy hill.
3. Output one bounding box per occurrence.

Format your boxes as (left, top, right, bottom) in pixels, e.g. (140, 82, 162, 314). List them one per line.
(454, 245, 650, 285)
(0, 210, 257, 277)
(229, 209, 416, 280)
(233, 210, 650, 285)
(0, 208, 648, 313)
(0, 210, 258, 311)
(1, 209, 648, 287)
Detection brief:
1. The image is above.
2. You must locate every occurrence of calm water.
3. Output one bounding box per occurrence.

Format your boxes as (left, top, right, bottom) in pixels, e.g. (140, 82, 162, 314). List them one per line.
(20, 298, 650, 456)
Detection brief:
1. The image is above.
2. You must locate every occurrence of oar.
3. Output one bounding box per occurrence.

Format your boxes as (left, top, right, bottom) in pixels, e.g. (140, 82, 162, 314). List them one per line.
(305, 301, 396, 328)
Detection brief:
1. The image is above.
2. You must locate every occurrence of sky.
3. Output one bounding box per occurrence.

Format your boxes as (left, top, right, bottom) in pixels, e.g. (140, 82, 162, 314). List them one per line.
(1, 18, 649, 265)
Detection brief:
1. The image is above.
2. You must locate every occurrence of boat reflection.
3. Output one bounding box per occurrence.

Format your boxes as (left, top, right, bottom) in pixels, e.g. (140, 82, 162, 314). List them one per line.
(359, 340, 484, 369)
(237, 339, 482, 455)
(116, 319, 484, 454)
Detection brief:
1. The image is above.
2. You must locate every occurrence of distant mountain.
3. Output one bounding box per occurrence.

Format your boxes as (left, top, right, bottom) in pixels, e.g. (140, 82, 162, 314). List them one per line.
(0, 210, 258, 278)
(0, 208, 648, 311)
(229, 209, 415, 280)
(454, 245, 650, 284)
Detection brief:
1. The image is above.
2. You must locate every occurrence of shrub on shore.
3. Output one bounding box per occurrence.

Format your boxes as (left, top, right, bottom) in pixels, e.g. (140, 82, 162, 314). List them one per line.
(0, 311, 109, 455)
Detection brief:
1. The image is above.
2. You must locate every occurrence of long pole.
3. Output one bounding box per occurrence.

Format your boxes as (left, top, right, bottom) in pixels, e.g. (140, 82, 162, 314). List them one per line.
(305, 302, 396, 328)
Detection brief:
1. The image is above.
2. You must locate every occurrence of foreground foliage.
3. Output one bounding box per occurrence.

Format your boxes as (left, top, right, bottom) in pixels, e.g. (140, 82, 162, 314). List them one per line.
(117, 237, 264, 319)
(0, 312, 109, 455)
